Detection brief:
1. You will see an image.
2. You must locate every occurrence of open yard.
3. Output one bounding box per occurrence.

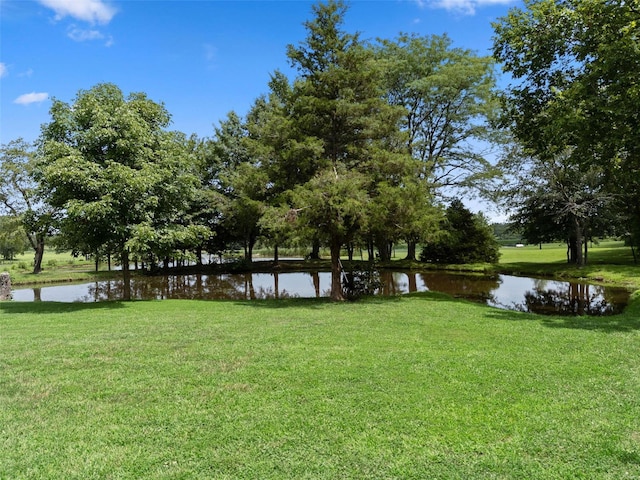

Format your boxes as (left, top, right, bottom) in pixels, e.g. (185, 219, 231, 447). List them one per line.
(2, 293, 640, 479)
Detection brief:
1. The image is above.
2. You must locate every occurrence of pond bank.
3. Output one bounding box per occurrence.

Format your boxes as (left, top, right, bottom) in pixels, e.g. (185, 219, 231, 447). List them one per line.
(6, 257, 640, 294)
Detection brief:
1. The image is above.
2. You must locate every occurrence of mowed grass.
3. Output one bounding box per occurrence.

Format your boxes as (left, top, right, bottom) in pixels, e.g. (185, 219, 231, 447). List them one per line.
(2, 294, 640, 479)
(498, 241, 640, 290)
(1, 250, 115, 286)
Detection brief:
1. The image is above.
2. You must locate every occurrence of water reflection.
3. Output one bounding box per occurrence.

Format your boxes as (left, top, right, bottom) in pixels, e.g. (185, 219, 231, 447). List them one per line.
(519, 279, 622, 316)
(11, 271, 630, 316)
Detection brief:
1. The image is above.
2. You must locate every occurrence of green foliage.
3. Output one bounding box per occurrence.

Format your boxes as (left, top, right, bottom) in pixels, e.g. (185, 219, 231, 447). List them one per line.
(499, 150, 615, 264)
(284, 0, 409, 299)
(342, 264, 383, 301)
(38, 83, 199, 295)
(378, 33, 501, 191)
(0, 139, 55, 272)
(0, 216, 28, 260)
(493, 0, 640, 256)
(421, 199, 500, 264)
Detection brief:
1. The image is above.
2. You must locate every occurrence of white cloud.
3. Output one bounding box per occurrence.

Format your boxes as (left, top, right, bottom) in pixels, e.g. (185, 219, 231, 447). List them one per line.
(38, 0, 117, 24)
(414, 0, 515, 15)
(14, 92, 49, 105)
(204, 44, 217, 62)
(0, 63, 7, 78)
(67, 26, 104, 42)
(18, 68, 34, 78)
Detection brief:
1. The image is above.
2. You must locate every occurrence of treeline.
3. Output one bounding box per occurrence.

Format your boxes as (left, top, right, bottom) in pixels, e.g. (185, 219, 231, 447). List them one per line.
(1, 0, 638, 300)
(0, 1, 500, 300)
(493, 0, 640, 265)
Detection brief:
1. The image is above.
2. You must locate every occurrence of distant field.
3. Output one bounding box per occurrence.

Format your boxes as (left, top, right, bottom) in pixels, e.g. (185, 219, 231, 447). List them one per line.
(499, 240, 636, 265)
(3, 241, 638, 291)
(497, 241, 640, 290)
(2, 294, 640, 479)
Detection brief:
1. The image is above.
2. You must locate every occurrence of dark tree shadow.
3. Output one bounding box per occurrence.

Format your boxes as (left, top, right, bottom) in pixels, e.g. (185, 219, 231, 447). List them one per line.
(483, 299, 640, 333)
(0, 300, 127, 315)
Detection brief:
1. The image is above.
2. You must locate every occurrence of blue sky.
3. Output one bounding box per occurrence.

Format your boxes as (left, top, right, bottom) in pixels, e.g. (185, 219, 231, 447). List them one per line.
(1, 0, 520, 147)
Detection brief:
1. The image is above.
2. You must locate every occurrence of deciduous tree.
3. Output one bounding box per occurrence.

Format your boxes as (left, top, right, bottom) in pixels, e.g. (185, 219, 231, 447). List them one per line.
(0, 139, 56, 273)
(38, 83, 198, 299)
(493, 0, 640, 247)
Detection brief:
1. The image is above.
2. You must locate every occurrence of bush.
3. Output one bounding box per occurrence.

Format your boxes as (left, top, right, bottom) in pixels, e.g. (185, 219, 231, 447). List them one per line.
(420, 199, 500, 264)
(342, 266, 383, 301)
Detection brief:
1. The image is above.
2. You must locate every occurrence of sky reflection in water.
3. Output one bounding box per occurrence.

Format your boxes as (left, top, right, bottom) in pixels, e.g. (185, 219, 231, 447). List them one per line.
(11, 271, 630, 316)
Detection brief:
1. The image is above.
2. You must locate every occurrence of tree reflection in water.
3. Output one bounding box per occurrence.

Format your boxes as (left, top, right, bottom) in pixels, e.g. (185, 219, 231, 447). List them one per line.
(12, 271, 630, 316)
(519, 280, 623, 316)
(418, 272, 500, 305)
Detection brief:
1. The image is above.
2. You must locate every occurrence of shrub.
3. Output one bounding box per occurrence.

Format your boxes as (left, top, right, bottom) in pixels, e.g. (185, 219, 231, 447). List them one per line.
(342, 266, 383, 301)
(420, 199, 500, 264)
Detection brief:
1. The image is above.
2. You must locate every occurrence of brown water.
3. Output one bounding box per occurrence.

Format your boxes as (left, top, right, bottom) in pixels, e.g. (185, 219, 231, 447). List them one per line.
(10, 271, 631, 316)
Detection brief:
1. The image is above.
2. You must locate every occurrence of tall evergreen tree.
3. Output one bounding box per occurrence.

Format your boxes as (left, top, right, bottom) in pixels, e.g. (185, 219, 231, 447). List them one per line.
(286, 0, 406, 300)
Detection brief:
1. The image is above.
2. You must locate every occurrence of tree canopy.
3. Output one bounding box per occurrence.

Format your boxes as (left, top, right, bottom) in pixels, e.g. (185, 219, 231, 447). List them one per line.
(493, 0, 640, 255)
(0, 139, 55, 273)
(5, 0, 523, 300)
(38, 83, 201, 299)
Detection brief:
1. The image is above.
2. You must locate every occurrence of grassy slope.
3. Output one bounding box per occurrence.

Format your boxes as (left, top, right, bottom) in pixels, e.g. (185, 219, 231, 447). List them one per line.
(497, 241, 640, 290)
(5, 241, 640, 290)
(2, 295, 640, 479)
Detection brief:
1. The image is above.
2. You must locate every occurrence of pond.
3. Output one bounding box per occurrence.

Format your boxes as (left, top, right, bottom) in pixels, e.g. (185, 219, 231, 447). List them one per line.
(10, 270, 631, 316)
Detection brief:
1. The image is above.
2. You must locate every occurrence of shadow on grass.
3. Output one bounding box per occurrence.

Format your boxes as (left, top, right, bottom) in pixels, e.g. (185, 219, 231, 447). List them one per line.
(230, 293, 407, 310)
(0, 300, 127, 315)
(482, 295, 640, 333)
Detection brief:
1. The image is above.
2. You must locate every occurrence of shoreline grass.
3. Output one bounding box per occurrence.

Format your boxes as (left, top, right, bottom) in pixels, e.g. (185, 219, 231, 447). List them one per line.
(3, 241, 639, 294)
(2, 294, 640, 478)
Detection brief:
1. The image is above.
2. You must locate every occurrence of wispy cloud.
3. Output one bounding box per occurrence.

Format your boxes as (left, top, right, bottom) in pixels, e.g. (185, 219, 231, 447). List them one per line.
(14, 92, 49, 105)
(0, 63, 7, 78)
(68, 27, 103, 41)
(18, 68, 34, 78)
(413, 0, 515, 15)
(38, 0, 117, 24)
(203, 43, 217, 69)
(67, 25, 114, 45)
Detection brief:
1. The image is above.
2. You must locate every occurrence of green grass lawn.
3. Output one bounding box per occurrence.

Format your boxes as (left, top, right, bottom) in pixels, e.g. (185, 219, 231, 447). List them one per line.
(497, 241, 640, 290)
(0, 250, 117, 286)
(2, 294, 640, 479)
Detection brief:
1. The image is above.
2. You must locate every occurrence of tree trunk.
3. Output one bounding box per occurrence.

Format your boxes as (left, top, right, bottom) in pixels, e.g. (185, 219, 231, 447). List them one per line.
(245, 235, 255, 263)
(346, 242, 354, 261)
(32, 236, 45, 274)
(367, 239, 375, 262)
(329, 239, 344, 301)
(573, 216, 584, 266)
(274, 244, 279, 266)
(376, 240, 392, 262)
(311, 271, 321, 297)
(407, 273, 417, 292)
(309, 238, 321, 260)
(122, 249, 131, 301)
(405, 240, 417, 261)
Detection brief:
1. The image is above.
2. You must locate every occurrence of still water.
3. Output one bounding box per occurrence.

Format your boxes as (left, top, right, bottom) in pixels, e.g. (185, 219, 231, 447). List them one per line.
(11, 271, 630, 316)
